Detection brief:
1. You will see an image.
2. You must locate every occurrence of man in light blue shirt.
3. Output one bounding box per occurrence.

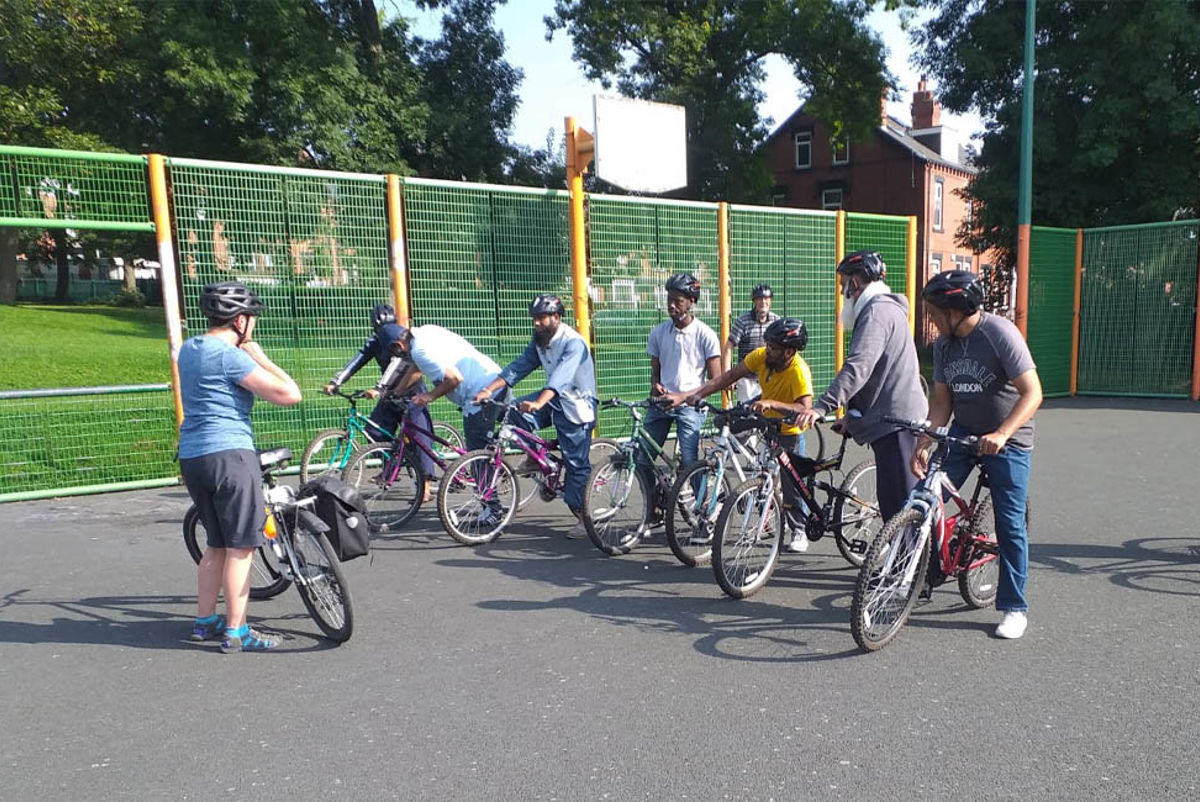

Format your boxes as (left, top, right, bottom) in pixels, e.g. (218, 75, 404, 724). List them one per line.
(474, 294, 598, 534)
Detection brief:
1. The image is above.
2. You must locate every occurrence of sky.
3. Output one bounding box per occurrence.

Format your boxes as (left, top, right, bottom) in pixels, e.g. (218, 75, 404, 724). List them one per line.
(393, 0, 985, 152)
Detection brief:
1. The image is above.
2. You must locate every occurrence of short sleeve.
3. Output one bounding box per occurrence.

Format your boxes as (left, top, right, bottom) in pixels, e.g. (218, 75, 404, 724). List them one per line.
(988, 318, 1037, 379)
(410, 340, 446, 382)
(646, 325, 661, 359)
(223, 346, 258, 383)
(932, 338, 947, 384)
(701, 326, 721, 360)
(728, 316, 744, 344)
(796, 359, 813, 398)
(743, 347, 766, 374)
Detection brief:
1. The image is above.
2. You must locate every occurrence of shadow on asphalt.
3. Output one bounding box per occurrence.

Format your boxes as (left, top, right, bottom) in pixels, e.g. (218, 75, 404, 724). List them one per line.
(1030, 536, 1200, 598)
(1040, 396, 1200, 414)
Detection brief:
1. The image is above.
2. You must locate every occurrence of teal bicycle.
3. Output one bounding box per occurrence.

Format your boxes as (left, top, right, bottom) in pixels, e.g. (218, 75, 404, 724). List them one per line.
(299, 389, 464, 484)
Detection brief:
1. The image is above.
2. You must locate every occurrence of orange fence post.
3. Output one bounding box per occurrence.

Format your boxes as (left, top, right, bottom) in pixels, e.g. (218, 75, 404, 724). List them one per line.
(905, 215, 917, 336)
(1070, 228, 1083, 396)
(146, 154, 185, 429)
(834, 209, 846, 372)
(718, 201, 731, 408)
(386, 175, 411, 326)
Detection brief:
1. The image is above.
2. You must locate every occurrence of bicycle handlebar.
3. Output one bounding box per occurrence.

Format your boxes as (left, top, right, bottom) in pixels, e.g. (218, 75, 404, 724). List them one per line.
(329, 387, 372, 401)
(600, 397, 674, 410)
(883, 415, 979, 449)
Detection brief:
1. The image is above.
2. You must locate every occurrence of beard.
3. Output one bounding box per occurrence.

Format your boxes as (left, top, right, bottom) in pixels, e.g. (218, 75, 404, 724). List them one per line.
(840, 294, 858, 330)
(535, 323, 558, 346)
(765, 352, 791, 372)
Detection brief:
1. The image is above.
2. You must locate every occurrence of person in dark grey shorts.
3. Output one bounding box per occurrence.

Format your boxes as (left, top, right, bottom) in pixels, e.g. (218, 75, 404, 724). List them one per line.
(178, 282, 301, 653)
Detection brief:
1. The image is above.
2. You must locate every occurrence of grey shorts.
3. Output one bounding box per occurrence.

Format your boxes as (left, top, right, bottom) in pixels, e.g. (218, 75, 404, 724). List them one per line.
(180, 449, 266, 551)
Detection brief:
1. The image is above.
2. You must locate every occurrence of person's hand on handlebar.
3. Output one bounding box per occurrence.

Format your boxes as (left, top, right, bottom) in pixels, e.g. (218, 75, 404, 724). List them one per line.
(650, 382, 667, 398)
(910, 436, 934, 479)
(977, 430, 1009, 456)
(363, 388, 380, 400)
(322, 383, 337, 396)
(661, 390, 690, 409)
(792, 407, 822, 431)
(411, 392, 434, 407)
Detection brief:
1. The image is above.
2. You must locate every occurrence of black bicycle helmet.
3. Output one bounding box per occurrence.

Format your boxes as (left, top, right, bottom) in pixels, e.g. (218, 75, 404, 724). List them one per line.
(751, 283, 773, 299)
(665, 272, 701, 301)
(922, 269, 985, 314)
(200, 281, 264, 322)
(764, 316, 808, 351)
(529, 293, 566, 317)
(836, 250, 887, 281)
(371, 303, 397, 331)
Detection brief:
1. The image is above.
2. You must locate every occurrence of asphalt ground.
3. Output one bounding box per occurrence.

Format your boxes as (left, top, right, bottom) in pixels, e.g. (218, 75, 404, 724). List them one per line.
(2, 398, 1199, 801)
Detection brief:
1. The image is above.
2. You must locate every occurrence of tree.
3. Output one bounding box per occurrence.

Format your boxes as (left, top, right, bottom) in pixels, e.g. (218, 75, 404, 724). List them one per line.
(914, 0, 1200, 275)
(545, 0, 894, 202)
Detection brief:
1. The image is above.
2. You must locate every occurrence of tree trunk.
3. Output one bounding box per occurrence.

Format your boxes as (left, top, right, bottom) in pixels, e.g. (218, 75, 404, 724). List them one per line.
(0, 229, 17, 304)
(54, 231, 70, 302)
(123, 262, 136, 292)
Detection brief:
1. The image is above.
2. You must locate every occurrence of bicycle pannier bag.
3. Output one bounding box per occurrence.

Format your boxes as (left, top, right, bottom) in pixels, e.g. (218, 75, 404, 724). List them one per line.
(298, 475, 370, 561)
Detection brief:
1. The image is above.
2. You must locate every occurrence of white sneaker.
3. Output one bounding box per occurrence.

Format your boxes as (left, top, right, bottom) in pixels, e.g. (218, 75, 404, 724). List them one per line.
(787, 533, 810, 554)
(995, 611, 1028, 640)
(566, 519, 588, 539)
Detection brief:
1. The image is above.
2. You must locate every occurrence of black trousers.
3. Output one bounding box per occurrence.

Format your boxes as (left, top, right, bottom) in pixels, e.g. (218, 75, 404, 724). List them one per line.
(869, 429, 920, 522)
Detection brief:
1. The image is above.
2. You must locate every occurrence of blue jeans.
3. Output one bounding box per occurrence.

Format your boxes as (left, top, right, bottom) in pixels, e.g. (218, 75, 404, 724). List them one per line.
(507, 392, 596, 515)
(941, 423, 1032, 613)
(638, 405, 706, 512)
(369, 399, 436, 478)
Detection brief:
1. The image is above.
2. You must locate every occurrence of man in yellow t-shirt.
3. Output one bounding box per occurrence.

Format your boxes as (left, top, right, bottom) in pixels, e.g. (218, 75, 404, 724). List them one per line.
(663, 317, 816, 552)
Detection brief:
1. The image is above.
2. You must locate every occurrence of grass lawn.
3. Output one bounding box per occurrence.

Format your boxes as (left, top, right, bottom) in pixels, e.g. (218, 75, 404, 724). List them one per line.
(0, 304, 172, 390)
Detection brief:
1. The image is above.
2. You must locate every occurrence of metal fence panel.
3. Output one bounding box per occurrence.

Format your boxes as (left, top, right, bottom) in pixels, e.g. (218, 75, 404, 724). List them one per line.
(1028, 227, 1077, 397)
(843, 212, 910, 357)
(0, 146, 152, 230)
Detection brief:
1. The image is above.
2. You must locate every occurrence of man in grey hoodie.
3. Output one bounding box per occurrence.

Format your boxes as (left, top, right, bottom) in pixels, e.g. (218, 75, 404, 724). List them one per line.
(795, 250, 928, 524)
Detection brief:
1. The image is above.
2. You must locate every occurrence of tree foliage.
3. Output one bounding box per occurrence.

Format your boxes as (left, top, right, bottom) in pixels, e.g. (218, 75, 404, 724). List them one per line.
(545, 0, 894, 201)
(914, 0, 1200, 270)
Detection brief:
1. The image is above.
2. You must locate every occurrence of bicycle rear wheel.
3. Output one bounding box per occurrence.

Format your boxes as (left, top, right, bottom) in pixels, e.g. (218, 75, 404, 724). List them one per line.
(958, 492, 1000, 609)
(300, 427, 358, 484)
(851, 507, 930, 652)
(831, 459, 880, 568)
(437, 450, 519, 545)
(431, 421, 464, 463)
(711, 478, 782, 599)
(342, 444, 425, 534)
(665, 460, 731, 567)
(182, 505, 290, 599)
(582, 452, 650, 556)
(291, 522, 354, 642)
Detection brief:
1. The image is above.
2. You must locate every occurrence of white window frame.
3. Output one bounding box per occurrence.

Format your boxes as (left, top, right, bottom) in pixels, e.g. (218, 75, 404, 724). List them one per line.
(832, 137, 850, 166)
(794, 131, 812, 169)
(930, 254, 942, 275)
(822, 188, 843, 211)
(933, 178, 944, 232)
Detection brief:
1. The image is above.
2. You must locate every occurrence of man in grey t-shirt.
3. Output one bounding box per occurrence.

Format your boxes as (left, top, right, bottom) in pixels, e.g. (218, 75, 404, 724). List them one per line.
(915, 270, 1043, 641)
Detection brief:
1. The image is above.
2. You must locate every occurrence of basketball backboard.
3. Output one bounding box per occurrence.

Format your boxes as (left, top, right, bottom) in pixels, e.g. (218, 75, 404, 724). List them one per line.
(592, 95, 687, 194)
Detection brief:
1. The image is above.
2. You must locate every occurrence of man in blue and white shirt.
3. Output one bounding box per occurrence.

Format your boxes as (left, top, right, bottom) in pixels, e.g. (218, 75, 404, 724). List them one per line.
(474, 294, 598, 535)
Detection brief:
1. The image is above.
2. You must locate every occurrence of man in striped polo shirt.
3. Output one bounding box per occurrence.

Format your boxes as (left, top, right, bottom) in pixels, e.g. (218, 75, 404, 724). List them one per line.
(724, 284, 780, 402)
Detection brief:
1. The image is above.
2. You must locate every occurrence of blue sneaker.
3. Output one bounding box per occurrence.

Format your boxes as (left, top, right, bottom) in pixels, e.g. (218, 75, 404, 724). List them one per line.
(220, 626, 279, 653)
(189, 615, 226, 642)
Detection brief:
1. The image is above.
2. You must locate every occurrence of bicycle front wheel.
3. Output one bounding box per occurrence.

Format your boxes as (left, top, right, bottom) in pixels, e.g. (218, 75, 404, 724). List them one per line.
(851, 507, 930, 652)
(437, 450, 519, 545)
(342, 444, 426, 534)
(711, 478, 782, 599)
(582, 452, 650, 556)
(831, 459, 880, 568)
(300, 427, 358, 484)
(291, 523, 354, 642)
(431, 421, 465, 464)
(665, 460, 731, 567)
(182, 505, 290, 599)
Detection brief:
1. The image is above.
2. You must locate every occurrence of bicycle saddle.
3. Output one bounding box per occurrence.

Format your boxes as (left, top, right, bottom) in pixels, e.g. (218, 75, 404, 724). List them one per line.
(258, 447, 293, 469)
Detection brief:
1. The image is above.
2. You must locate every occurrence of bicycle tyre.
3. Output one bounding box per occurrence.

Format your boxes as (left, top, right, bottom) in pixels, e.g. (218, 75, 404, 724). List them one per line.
(831, 459, 880, 568)
(182, 505, 290, 600)
(664, 460, 731, 567)
(799, 421, 826, 463)
(300, 427, 359, 484)
(851, 507, 930, 652)
(292, 523, 354, 642)
(582, 451, 650, 556)
(431, 421, 465, 463)
(342, 444, 426, 534)
(711, 478, 782, 599)
(958, 492, 1000, 609)
(437, 449, 519, 545)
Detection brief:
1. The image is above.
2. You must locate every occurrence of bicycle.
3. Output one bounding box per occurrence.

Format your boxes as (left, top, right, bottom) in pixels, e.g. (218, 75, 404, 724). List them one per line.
(183, 447, 354, 642)
(850, 417, 1002, 652)
(300, 388, 464, 484)
(664, 400, 826, 567)
(340, 397, 470, 534)
(580, 397, 694, 556)
(710, 413, 882, 599)
(437, 398, 620, 546)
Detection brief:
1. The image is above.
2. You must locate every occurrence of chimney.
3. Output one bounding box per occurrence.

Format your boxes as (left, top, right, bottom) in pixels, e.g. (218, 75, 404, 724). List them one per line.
(911, 75, 940, 129)
(880, 89, 889, 127)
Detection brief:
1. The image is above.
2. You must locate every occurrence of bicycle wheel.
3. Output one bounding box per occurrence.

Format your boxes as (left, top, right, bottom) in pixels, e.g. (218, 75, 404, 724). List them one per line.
(798, 422, 826, 462)
(291, 523, 354, 642)
(342, 444, 426, 534)
(665, 460, 731, 567)
(300, 427, 358, 484)
(431, 421, 464, 463)
(437, 449, 519, 545)
(182, 505, 290, 600)
(582, 452, 650, 556)
(958, 492, 1000, 609)
(851, 507, 931, 652)
(831, 459, 880, 568)
(711, 478, 782, 599)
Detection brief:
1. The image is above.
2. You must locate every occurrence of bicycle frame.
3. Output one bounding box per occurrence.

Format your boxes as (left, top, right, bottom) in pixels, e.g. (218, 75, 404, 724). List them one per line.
(904, 449, 991, 579)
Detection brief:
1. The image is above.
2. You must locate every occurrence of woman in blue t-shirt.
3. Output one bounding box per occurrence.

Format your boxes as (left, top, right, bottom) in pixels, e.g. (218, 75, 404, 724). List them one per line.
(179, 282, 301, 653)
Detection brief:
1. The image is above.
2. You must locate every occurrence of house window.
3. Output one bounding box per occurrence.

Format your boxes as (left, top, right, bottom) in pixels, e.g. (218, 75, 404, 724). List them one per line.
(933, 178, 944, 232)
(822, 188, 843, 210)
(832, 137, 850, 165)
(954, 254, 973, 271)
(794, 131, 812, 169)
(930, 254, 942, 275)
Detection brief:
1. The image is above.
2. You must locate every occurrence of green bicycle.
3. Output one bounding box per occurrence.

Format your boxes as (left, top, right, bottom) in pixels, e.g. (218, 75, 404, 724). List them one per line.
(300, 389, 464, 483)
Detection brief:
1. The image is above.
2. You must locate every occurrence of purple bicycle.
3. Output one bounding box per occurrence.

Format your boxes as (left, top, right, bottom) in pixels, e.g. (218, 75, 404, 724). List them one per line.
(436, 398, 620, 545)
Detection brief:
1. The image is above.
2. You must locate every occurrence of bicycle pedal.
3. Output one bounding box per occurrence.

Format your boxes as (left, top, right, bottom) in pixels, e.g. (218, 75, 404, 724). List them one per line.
(848, 538, 868, 555)
(975, 540, 1000, 555)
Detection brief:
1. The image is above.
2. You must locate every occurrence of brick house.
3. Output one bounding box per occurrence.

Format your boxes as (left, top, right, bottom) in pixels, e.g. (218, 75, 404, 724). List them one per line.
(764, 78, 999, 340)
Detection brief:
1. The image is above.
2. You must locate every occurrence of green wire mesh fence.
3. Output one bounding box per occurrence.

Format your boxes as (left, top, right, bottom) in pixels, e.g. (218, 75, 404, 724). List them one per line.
(403, 178, 570, 429)
(587, 195, 720, 434)
(169, 158, 393, 454)
(728, 206, 838, 390)
(0, 145, 153, 230)
(1027, 227, 1077, 397)
(1078, 220, 1199, 397)
(843, 212, 910, 357)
